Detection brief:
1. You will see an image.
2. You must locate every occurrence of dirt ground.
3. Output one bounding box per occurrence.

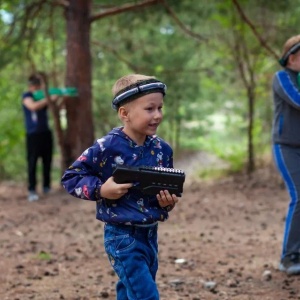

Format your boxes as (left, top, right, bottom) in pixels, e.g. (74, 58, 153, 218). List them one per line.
(1, 158, 300, 300)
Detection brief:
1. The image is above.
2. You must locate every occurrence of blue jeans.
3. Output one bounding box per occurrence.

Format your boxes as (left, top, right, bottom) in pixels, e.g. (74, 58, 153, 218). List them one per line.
(104, 223, 159, 300)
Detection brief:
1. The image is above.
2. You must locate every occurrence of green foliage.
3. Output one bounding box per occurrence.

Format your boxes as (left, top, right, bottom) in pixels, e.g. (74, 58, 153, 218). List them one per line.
(187, 122, 247, 173)
(1, 0, 300, 181)
(0, 63, 26, 180)
(198, 167, 231, 181)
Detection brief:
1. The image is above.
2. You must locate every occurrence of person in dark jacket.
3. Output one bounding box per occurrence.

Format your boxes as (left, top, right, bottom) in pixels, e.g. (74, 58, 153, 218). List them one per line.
(22, 73, 57, 202)
(61, 74, 180, 299)
(272, 35, 300, 275)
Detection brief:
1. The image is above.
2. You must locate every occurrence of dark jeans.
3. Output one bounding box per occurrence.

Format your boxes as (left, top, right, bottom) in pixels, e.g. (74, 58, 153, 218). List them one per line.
(26, 130, 53, 192)
(104, 223, 159, 300)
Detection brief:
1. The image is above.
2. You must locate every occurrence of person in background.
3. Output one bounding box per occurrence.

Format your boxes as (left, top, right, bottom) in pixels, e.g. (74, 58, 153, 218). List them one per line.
(61, 74, 180, 299)
(22, 73, 57, 202)
(272, 34, 300, 275)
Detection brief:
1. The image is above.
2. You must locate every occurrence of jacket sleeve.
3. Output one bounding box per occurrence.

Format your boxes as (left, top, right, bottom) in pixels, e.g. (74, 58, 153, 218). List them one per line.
(61, 143, 105, 201)
(273, 71, 300, 109)
(166, 144, 174, 168)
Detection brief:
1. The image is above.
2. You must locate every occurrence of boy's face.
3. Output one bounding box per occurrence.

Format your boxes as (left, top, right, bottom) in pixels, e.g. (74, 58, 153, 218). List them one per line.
(288, 51, 300, 71)
(120, 92, 164, 145)
(28, 84, 41, 91)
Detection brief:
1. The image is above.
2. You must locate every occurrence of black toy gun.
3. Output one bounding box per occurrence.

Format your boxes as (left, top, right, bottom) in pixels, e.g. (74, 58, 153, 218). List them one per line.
(112, 165, 185, 197)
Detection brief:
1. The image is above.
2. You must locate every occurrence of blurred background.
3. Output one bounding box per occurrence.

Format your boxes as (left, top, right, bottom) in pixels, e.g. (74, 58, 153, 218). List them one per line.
(0, 0, 296, 185)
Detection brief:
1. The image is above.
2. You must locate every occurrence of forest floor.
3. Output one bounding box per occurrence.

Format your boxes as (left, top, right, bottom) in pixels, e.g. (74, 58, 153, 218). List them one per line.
(1, 152, 300, 300)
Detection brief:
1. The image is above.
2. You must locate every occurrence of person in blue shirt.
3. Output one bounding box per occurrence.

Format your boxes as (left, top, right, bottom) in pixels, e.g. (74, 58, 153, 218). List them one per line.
(61, 74, 180, 300)
(22, 73, 57, 202)
(272, 34, 300, 275)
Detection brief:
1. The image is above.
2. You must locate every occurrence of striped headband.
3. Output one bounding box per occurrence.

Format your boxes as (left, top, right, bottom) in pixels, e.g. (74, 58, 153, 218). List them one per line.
(112, 79, 167, 110)
(279, 42, 300, 67)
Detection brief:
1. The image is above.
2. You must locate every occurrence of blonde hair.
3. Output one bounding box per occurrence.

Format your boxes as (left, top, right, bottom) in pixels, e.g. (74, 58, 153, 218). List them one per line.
(282, 35, 300, 57)
(112, 74, 156, 97)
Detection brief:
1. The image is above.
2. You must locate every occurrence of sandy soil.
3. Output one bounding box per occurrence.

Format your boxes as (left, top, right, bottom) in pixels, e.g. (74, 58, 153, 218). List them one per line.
(1, 162, 300, 300)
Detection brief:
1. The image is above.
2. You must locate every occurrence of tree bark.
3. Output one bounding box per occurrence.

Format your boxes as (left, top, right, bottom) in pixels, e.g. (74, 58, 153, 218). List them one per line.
(247, 84, 255, 173)
(64, 0, 94, 168)
(61, 0, 163, 170)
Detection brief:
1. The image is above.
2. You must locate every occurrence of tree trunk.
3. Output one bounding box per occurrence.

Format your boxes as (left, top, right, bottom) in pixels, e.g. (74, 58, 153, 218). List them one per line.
(247, 85, 255, 173)
(63, 0, 94, 168)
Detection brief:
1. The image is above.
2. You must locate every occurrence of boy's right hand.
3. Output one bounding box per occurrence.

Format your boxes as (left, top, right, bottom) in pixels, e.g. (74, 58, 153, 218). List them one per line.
(100, 176, 133, 200)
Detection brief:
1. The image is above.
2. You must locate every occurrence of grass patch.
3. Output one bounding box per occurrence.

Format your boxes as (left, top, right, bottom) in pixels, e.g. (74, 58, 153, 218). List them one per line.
(35, 251, 52, 261)
(197, 167, 232, 181)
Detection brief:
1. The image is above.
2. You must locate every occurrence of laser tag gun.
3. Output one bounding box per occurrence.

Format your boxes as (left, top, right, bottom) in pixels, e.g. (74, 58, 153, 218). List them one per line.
(33, 87, 78, 101)
(112, 165, 185, 197)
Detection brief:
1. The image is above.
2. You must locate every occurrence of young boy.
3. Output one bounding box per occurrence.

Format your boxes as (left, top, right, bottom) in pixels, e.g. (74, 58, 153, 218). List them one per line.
(22, 73, 57, 201)
(273, 35, 300, 275)
(61, 74, 180, 299)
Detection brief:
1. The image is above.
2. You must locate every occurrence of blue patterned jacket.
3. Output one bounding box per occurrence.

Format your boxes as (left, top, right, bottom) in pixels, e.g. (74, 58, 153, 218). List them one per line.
(61, 127, 174, 225)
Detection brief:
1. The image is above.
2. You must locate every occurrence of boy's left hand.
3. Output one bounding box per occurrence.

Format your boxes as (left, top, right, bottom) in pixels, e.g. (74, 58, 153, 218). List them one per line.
(157, 190, 178, 208)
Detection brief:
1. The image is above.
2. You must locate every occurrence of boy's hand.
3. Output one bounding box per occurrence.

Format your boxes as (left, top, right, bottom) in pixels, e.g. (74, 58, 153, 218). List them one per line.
(157, 190, 179, 208)
(100, 176, 133, 200)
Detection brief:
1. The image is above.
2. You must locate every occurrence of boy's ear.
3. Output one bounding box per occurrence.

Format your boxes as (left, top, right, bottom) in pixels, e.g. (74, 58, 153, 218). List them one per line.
(118, 106, 129, 121)
(286, 55, 294, 67)
(288, 51, 300, 65)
